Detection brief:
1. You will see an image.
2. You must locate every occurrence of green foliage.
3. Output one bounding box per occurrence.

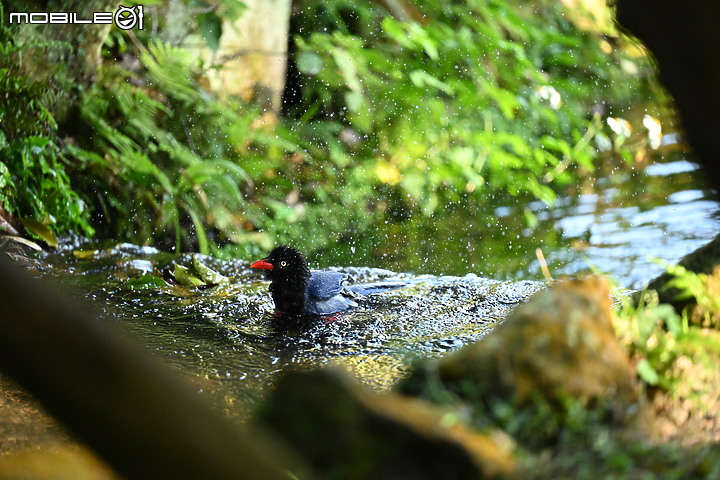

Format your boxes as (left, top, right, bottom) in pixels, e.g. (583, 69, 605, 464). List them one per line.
(0, 133, 93, 239)
(661, 262, 720, 314)
(400, 358, 617, 450)
(287, 0, 657, 217)
(612, 261, 720, 390)
(67, 41, 282, 253)
(2, 0, 664, 256)
(616, 291, 686, 389)
(0, 4, 93, 239)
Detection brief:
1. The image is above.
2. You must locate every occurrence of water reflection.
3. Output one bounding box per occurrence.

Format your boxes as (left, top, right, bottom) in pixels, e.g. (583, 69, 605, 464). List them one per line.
(548, 154, 718, 287)
(316, 151, 719, 288)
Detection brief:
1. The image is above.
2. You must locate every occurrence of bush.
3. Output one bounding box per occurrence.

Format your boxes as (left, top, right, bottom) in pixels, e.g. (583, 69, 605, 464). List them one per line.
(285, 0, 659, 214)
(2, 0, 664, 255)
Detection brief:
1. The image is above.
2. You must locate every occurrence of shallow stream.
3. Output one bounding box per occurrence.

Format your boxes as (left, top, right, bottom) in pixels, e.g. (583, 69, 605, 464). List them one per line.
(20, 145, 717, 421)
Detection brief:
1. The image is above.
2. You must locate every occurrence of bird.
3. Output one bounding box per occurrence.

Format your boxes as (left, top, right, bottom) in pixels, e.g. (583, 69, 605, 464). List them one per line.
(250, 245, 403, 316)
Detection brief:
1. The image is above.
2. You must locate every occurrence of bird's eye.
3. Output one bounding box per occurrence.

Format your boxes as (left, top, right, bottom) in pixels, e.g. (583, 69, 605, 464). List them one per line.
(280, 260, 287, 267)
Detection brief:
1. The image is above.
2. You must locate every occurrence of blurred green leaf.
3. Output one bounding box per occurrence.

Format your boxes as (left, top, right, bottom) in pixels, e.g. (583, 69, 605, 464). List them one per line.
(198, 12, 223, 52)
(192, 254, 229, 284)
(297, 51, 324, 75)
(408, 70, 454, 95)
(127, 274, 169, 290)
(20, 217, 58, 248)
(636, 358, 660, 386)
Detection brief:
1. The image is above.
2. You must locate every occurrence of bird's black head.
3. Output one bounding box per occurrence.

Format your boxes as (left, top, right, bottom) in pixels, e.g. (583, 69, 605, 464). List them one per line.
(251, 245, 310, 279)
(251, 245, 311, 313)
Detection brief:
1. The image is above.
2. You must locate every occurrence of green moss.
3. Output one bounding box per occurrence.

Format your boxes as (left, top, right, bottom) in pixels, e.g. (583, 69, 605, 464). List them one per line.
(0, 8, 93, 240)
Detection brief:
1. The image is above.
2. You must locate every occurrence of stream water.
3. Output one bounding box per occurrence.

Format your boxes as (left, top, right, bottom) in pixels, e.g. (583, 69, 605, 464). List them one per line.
(18, 144, 715, 423)
(33, 245, 545, 419)
(314, 147, 720, 289)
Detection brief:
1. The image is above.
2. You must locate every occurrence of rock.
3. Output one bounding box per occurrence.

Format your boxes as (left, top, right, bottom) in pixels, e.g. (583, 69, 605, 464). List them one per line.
(402, 277, 643, 433)
(257, 368, 515, 480)
(644, 237, 720, 328)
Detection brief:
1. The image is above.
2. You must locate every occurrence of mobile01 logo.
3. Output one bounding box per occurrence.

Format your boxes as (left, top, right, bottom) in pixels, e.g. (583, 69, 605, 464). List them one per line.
(9, 5, 144, 30)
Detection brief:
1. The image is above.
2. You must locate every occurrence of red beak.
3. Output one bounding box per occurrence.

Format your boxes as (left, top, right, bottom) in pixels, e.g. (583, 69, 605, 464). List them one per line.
(250, 259, 273, 270)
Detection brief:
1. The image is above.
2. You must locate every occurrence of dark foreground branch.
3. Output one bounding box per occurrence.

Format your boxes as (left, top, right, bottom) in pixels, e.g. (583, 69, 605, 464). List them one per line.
(0, 256, 309, 480)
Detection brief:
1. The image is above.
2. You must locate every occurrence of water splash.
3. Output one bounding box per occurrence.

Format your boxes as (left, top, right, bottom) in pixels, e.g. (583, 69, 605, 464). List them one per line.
(38, 246, 545, 417)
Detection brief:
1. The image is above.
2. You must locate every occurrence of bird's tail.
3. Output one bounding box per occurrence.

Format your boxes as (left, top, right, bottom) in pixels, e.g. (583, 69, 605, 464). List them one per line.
(346, 281, 406, 296)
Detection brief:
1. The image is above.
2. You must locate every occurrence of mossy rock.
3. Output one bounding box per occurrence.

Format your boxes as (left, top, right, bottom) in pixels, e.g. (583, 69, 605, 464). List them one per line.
(401, 277, 646, 445)
(645, 234, 720, 328)
(257, 368, 515, 480)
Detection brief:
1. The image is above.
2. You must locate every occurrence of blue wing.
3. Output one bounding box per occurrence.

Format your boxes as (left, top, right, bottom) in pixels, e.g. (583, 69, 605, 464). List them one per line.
(303, 271, 407, 315)
(303, 270, 358, 315)
(306, 270, 346, 300)
(305, 293, 359, 315)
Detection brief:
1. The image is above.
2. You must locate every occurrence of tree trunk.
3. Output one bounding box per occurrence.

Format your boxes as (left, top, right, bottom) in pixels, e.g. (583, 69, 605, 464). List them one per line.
(203, 0, 291, 116)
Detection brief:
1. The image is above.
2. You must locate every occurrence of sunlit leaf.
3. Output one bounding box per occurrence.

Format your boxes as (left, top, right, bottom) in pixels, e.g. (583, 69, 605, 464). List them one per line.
(408, 70, 454, 95)
(20, 217, 58, 248)
(297, 51, 324, 75)
(73, 249, 98, 259)
(173, 264, 205, 287)
(192, 254, 229, 284)
(607, 117, 632, 137)
(636, 358, 660, 386)
(1, 235, 42, 251)
(643, 114, 663, 150)
(332, 49, 360, 91)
